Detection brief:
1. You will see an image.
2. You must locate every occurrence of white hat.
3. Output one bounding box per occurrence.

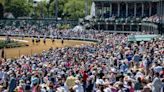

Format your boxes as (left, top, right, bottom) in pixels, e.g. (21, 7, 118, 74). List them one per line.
(92, 71, 96, 74)
(75, 80, 80, 84)
(111, 68, 117, 73)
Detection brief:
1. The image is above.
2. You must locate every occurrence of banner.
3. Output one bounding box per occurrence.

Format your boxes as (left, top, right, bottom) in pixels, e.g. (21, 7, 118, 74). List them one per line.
(128, 35, 158, 41)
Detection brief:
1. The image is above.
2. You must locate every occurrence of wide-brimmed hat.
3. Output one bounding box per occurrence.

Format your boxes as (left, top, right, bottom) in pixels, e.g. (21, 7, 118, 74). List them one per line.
(75, 80, 80, 84)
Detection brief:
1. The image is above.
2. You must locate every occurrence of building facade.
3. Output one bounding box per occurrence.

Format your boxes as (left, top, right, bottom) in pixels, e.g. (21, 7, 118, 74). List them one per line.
(92, 0, 164, 34)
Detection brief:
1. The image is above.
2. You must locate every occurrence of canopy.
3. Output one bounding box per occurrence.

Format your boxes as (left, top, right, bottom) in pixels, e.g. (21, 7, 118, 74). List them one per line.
(90, 2, 96, 17)
(72, 25, 84, 32)
(128, 35, 158, 41)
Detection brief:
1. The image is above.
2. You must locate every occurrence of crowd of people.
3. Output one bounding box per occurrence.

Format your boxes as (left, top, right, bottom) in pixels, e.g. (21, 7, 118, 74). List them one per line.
(0, 21, 56, 36)
(0, 20, 100, 41)
(0, 21, 164, 92)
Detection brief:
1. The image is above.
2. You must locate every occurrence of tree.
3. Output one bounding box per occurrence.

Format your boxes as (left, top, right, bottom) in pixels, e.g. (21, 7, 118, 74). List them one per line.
(0, 3, 4, 19)
(5, 0, 32, 18)
(63, 0, 85, 20)
(46, 0, 54, 17)
(35, 0, 47, 18)
(2, 0, 93, 19)
(58, 0, 69, 19)
(49, 0, 68, 18)
(0, 0, 4, 4)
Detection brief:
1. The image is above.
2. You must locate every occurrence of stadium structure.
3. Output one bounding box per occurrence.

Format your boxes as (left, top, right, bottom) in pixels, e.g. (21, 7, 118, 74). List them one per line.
(91, 0, 164, 34)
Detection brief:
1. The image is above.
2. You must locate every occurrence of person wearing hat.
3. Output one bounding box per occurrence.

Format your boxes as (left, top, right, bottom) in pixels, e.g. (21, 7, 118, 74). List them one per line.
(31, 77, 41, 92)
(46, 81, 55, 92)
(9, 73, 17, 92)
(133, 52, 140, 68)
(117, 82, 128, 92)
(134, 77, 142, 91)
(24, 80, 31, 92)
(141, 80, 151, 92)
(72, 80, 84, 92)
(103, 82, 112, 92)
(15, 80, 25, 92)
(152, 72, 162, 92)
(127, 81, 134, 92)
(56, 82, 69, 92)
(82, 70, 88, 92)
(66, 74, 76, 90)
(86, 76, 94, 92)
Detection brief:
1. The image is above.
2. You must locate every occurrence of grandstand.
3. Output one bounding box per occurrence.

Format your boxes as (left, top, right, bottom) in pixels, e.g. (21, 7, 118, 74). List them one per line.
(92, 0, 164, 34)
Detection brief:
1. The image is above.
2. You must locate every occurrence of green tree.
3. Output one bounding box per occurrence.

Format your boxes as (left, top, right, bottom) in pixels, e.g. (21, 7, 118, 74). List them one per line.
(58, 0, 68, 18)
(63, 0, 85, 20)
(49, 0, 68, 18)
(46, 0, 54, 17)
(0, 0, 4, 5)
(48, 0, 92, 19)
(35, 0, 47, 18)
(2, 0, 93, 19)
(0, 3, 4, 19)
(5, 0, 32, 18)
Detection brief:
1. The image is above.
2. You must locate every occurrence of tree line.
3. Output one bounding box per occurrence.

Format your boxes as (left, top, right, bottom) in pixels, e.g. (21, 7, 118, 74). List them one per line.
(0, 0, 92, 20)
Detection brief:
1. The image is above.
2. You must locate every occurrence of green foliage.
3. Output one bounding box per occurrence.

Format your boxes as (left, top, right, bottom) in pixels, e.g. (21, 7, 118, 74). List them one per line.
(44, 0, 91, 19)
(49, 0, 68, 18)
(0, 0, 4, 5)
(34, 0, 47, 18)
(5, 0, 32, 18)
(0, 3, 4, 19)
(63, 0, 85, 19)
(3, 0, 92, 19)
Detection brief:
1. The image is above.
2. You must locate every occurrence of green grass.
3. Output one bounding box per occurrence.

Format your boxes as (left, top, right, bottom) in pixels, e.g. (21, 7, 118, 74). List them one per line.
(0, 40, 28, 49)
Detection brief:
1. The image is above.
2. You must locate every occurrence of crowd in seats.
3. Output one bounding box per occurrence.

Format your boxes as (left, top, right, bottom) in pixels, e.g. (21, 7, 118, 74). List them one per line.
(0, 22, 163, 92)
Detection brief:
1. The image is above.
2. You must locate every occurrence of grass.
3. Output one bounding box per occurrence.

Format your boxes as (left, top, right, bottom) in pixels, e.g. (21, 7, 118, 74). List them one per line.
(0, 40, 28, 49)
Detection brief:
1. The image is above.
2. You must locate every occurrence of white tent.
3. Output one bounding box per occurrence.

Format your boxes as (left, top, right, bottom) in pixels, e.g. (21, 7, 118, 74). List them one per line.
(90, 2, 96, 17)
(84, 2, 96, 20)
(85, 15, 92, 20)
(72, 25, 84, 32)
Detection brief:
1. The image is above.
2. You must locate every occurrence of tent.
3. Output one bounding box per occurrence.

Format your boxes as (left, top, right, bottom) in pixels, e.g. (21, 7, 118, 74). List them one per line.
(72, 25, 84, 32)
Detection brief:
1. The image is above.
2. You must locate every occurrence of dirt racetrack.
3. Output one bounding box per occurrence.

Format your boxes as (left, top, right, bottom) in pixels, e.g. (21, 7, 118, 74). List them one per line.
(0, 37, 95, 58)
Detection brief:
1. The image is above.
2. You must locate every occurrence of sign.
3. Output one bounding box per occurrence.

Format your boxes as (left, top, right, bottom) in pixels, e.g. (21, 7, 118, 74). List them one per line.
(128, 35, 158, 41)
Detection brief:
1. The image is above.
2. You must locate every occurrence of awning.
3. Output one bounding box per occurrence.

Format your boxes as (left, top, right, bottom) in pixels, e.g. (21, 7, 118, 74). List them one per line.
(128, 35, 158, 41)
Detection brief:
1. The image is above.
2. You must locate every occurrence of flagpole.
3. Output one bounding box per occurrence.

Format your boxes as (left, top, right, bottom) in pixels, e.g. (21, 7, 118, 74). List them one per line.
(55, 0, 58, 21)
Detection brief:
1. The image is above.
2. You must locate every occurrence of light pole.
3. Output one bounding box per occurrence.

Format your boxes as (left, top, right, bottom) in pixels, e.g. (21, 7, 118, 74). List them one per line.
(46, 0, 50, 18)
(85, 0, 88, 16)
(55, 0, 58, 21)
(33, 0, 38, 18)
